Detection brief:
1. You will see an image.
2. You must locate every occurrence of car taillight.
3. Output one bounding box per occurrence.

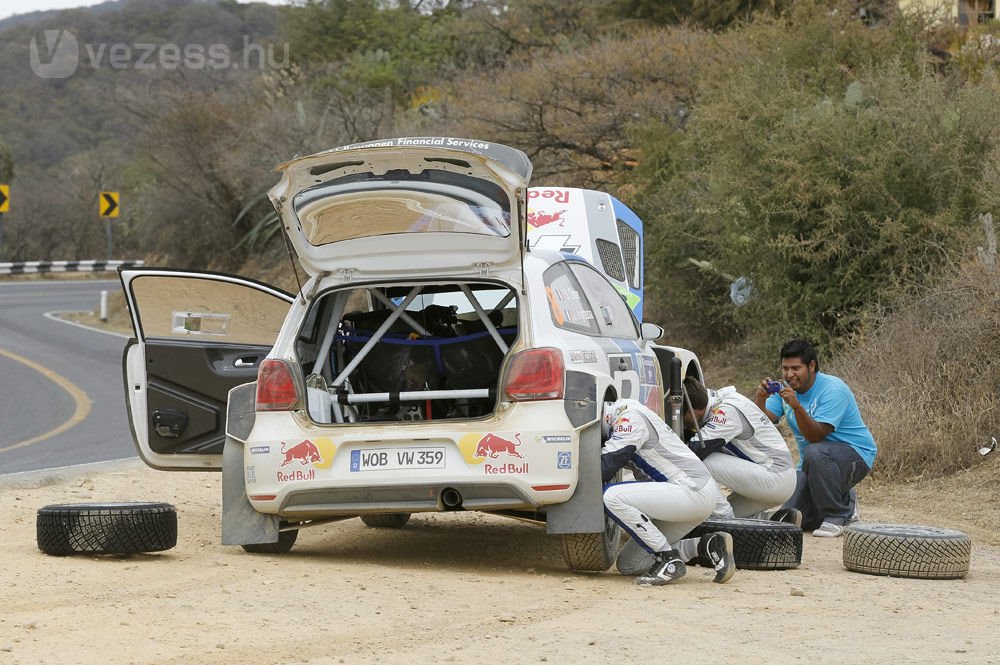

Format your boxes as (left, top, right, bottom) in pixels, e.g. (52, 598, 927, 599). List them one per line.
(504, 348, 565, 401)
(256, 359, 301, 411)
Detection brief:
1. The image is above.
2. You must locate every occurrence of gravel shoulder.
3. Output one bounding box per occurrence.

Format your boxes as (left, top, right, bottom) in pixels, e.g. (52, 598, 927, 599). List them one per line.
(2, 458, 998, 665)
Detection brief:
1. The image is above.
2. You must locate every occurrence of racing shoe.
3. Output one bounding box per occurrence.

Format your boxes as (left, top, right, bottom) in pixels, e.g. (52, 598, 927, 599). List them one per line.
(770, 508, 803, 528)
(698, 532, 736, 584)
(635, 549, 686, 586)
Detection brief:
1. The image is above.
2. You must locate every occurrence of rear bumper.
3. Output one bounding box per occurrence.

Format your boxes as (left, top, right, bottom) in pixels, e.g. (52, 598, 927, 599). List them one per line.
(278, 482, 535, 519)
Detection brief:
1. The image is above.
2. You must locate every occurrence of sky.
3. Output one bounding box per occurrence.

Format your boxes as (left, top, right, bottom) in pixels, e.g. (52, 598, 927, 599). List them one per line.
(0, 0, 290, 21)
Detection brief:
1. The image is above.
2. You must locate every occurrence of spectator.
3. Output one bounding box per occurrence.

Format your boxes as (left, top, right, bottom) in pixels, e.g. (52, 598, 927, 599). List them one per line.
(753, 340, 877, 537)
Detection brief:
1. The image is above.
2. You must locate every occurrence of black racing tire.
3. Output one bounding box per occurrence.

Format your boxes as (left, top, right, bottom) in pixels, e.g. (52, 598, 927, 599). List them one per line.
(360, 513, 412, 528)
(842, 523, 971, 580)
(36, 502, 177, 556)
(241, 522, 299, 554)
(559, 512, 622, 572)
(685, 517, 802, 570)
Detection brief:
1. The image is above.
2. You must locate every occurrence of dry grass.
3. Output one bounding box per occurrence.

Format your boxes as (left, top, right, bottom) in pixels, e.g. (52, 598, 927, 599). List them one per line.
(834, 258, 1000, 481)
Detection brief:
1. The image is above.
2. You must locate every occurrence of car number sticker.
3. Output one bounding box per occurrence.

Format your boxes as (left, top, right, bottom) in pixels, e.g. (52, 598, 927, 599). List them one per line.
(350, 447, 446, 472)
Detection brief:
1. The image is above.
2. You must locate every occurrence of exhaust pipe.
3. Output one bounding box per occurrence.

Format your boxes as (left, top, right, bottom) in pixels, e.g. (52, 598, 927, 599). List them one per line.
(441, 487, 463, 510)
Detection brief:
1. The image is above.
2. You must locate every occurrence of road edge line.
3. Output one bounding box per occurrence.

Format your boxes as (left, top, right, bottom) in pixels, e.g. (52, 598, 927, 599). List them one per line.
(0, 348, 94, 454)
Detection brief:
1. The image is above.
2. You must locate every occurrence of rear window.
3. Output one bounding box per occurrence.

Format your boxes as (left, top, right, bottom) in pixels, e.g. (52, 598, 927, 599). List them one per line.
(293, 170, 512, 246)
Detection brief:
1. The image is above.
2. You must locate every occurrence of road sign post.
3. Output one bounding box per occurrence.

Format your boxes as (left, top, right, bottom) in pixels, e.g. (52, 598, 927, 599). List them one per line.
(0, 184, 10, 262)
(100, 191, 119, 260)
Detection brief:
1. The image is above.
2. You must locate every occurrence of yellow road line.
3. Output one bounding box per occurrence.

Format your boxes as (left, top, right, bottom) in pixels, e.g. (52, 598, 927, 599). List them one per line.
(0, 347, 93, 454)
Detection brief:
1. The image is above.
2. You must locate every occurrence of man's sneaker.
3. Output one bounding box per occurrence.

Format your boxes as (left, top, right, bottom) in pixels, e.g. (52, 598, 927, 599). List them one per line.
(697, 532, 736, 584)
(770, 508, 802, 528)
(635, 549, 686, 586)
(813, 521, 845, 538)
(849, 506, 861, 523)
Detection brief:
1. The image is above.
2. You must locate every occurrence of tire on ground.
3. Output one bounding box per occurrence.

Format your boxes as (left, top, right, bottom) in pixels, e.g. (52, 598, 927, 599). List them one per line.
(241, 522, 299, 554)
(842, 523, 971, 580)
(685, 517, 802, 570)
(36, 502, 177, 556)
(360, 513, 412, 528)
(560, 513, 621, 572)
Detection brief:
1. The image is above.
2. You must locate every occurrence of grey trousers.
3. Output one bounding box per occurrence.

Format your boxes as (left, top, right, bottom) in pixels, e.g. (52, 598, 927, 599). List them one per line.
(782, 440, 869, 531)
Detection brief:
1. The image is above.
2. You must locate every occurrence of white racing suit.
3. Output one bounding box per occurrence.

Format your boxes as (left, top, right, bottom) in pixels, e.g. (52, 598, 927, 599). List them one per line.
(601, 399, 721, 575)
(696, 387, 796, 518)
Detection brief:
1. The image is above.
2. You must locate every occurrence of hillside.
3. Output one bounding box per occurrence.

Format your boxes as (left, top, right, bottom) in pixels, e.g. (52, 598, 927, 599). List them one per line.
(2, 0, 1000, 484)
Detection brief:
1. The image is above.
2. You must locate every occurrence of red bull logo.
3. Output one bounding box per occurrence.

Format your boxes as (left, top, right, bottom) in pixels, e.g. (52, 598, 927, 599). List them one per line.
(475, 432, 523, 459)
(527, 188, 571, 204)
(277, 468, 315, 481)
(280, 439, 323, 467)
(527, 209, 566, 229)
(484, 462, 529, 475)
(613, 416, 633, 435)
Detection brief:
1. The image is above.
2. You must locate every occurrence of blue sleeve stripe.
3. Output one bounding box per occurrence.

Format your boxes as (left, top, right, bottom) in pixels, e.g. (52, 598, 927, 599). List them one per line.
(631, 455, 670, 483)
(723, 442, 754, 462)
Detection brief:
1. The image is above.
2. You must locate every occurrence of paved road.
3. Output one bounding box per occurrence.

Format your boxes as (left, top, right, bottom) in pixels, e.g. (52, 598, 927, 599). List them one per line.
(0, 279, 137, 474)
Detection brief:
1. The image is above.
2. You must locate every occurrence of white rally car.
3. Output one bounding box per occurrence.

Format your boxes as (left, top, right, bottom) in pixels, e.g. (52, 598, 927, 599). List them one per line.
(120, 137, 702, 571)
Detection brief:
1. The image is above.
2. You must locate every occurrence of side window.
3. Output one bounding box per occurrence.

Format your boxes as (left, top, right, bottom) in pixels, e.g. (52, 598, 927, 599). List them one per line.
(568, 263, 639, 340)
(542, 263, 600, 335)
(130, 275, 291, 345)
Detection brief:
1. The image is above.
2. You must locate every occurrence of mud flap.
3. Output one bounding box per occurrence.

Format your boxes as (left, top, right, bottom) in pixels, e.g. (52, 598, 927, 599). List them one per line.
(545, 422, 605, 534)
(221, 436, 280, 545)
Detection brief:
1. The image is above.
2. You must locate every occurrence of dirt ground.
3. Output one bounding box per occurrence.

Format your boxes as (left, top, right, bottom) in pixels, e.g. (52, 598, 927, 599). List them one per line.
(1, 458, 998, 665)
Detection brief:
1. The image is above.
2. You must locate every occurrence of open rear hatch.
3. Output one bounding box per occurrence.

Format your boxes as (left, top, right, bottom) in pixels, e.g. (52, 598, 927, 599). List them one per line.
(270, 138, 532, 280)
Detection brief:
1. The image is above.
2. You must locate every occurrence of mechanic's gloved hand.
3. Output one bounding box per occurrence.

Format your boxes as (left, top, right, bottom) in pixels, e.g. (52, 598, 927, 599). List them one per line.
(687, 437, 727, 460)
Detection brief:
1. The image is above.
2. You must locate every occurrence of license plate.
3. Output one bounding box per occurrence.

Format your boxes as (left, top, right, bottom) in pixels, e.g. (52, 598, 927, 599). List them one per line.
(349, 447, 446, 472)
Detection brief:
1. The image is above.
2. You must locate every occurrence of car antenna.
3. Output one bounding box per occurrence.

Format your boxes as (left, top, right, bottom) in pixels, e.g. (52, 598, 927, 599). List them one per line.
(280, 223, 305, 298)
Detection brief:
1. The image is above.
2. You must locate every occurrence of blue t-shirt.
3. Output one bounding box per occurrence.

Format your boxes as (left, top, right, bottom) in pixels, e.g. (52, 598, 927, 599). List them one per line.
(765, 372, 877, 469)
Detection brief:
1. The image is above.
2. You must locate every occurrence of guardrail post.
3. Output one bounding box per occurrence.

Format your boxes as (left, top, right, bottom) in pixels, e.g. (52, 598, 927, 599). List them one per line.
(100, 290, 108, 321)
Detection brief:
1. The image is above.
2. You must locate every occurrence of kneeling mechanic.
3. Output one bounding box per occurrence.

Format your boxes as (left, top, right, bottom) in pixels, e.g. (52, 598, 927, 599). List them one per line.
(683, 377, 798, 524)
(601, 390, 736, 586)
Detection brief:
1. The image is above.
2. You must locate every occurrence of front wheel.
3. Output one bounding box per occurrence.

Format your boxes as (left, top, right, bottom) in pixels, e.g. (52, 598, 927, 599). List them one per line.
(559, 512, 621, 572)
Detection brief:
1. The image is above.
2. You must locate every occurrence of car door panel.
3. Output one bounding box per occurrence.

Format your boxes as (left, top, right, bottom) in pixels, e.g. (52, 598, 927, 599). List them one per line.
(120, 269, 293, 470)
(143, 341, 271, 455)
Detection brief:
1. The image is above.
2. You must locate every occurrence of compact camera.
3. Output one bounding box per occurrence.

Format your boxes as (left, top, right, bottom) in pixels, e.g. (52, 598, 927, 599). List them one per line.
(766, 381, 783, 394)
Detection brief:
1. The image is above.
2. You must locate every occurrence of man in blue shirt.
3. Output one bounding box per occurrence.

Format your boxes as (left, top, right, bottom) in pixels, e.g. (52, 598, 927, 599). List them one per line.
(753, 339, 877, 537)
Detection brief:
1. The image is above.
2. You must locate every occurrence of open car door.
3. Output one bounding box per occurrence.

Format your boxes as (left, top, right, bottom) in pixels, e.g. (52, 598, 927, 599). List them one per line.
(120, 268, 293, 470)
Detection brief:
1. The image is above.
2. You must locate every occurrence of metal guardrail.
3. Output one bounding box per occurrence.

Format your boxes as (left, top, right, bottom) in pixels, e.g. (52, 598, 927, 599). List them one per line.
(0, 260, 145, 275)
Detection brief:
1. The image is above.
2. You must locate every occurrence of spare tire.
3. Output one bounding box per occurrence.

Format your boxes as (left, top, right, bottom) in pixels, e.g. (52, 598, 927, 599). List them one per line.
(37, 502, 177, 556)
(684, 517, 802, 570)
(843, 523, 971, 580)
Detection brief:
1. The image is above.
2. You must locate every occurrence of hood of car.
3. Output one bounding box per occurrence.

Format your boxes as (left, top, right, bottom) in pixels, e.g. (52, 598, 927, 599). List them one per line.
(269, 138, 532, 280)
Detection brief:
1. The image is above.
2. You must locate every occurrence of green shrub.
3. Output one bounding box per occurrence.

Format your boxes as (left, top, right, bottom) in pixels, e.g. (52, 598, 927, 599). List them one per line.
(630, 1, 1000, 352)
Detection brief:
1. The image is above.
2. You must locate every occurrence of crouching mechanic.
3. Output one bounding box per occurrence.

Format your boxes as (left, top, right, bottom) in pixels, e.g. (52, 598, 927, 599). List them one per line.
(682, 377, 798, 524)
(601, 392, 735, 586)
